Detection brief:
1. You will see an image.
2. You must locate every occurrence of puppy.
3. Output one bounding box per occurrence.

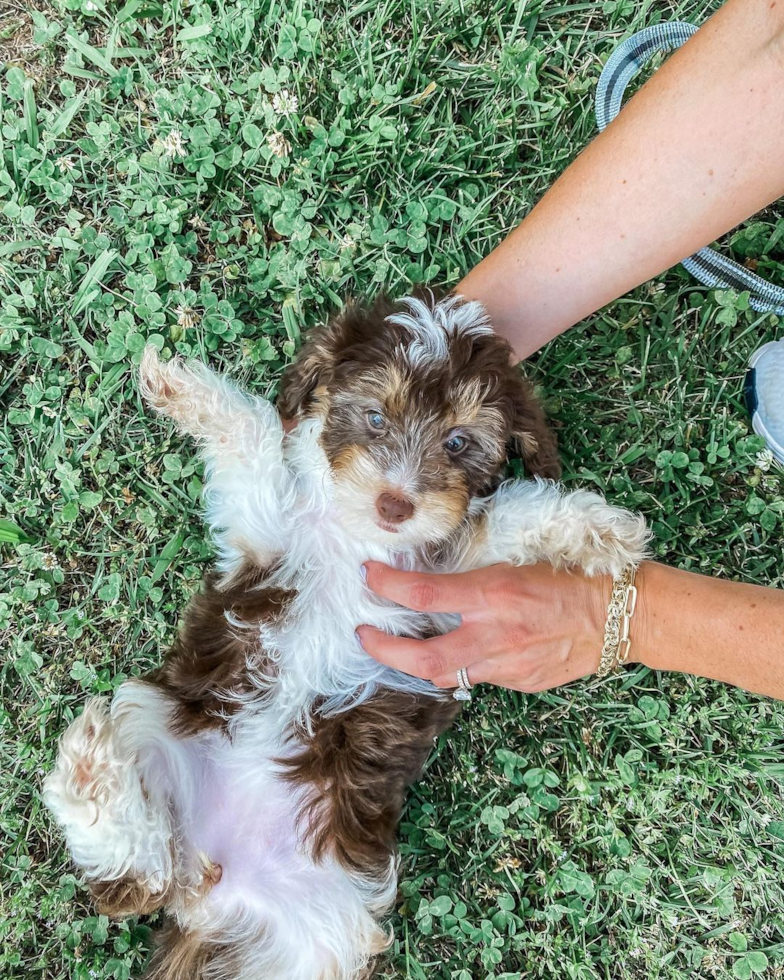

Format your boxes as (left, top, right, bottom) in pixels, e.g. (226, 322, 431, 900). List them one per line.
(44, 293, 647, 979)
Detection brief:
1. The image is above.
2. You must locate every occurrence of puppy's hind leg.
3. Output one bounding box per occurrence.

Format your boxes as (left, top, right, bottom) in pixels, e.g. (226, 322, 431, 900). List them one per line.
(43, 681, 192, 917)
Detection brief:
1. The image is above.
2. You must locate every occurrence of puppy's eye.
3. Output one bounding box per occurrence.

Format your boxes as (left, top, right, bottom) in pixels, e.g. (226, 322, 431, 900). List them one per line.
(367, 411, 386, 431)
(444, 434, 468, 455)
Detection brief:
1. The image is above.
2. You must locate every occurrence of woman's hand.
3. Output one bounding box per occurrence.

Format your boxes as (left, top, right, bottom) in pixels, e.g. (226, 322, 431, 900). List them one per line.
(357, 561, 610, 693)
(359, 561, 784, 701)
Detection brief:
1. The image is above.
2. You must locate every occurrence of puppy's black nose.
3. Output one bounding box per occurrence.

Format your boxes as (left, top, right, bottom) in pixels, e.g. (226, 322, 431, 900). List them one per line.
(376, 492, 414, 525)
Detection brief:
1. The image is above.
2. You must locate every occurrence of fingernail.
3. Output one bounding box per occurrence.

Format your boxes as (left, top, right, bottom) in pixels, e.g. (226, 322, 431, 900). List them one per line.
(355, 627, 366, 648)
(360, 564, 368, 583)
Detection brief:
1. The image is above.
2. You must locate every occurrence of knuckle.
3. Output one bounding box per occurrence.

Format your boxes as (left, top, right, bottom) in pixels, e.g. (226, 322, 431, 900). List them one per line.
(490, 572, 525, 608)
(409, 579, 438, 612)
(478, 566, 517, 608)
(420, 650, 445, 680)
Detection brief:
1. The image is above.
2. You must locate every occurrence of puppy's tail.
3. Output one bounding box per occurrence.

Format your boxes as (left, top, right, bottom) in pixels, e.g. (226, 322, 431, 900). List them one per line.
(146, 922, 225, 980)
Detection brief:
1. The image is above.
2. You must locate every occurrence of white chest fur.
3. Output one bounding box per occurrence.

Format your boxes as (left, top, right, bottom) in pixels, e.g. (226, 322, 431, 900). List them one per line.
(228, 419, 446, 719)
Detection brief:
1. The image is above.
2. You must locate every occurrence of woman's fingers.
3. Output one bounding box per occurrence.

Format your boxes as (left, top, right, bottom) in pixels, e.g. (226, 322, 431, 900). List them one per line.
(364, 561, 492, 615)
(357, 623, 491, 682)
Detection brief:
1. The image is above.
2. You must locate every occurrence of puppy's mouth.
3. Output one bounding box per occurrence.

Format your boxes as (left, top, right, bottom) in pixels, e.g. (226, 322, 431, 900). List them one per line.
(375, 519, 401, 534)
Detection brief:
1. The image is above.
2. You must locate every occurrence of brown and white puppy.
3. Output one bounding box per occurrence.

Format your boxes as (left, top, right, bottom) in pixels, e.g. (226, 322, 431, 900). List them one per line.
(44, 292, 647, 979)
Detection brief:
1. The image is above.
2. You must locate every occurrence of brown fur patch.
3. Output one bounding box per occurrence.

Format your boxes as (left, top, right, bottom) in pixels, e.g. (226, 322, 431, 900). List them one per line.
(378, 364, 410, 416)
(154, 563, 295, 737)
(285, 690, 460, 875)
(146, 922, 237, 980)
(416, 485, 471, 535)
(90, 876, 170, 918)
(330, 443, 368, 477)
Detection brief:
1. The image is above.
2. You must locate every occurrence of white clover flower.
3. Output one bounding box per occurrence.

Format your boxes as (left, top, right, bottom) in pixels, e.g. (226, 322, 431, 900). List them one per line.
(159, 129, 188, 159)
(57, 156, 75, 173)
(41, 551, 60, 571)
(756, 449, 775, 472)
(85, 0, 97, 10)
(266, 131, 291, 157)
(272, 89, 299, 116)
(339, 234, 355, 250)
(175, 305, 199, 329)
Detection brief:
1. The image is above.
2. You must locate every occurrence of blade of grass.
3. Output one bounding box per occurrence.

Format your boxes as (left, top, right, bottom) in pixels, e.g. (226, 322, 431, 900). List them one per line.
(65, 33, 119, 77)
(47, 92, 85, 139)
(71, 248, 118, 317)
(23, 79, 38, 149)
(176, 24, 213, 42)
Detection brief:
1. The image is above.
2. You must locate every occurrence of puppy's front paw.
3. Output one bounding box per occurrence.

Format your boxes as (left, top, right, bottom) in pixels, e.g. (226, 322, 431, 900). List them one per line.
(567, 493, 649, 577)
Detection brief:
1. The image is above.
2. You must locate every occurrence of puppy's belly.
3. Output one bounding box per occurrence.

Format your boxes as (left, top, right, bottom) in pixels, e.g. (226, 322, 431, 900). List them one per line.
(186, 752, 304, 908)
(175, 721, 379, 973)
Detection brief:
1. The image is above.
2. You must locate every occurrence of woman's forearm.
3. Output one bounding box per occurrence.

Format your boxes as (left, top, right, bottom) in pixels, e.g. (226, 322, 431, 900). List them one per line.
(634, 563, 784, 699)
(456, 0, 784, 359)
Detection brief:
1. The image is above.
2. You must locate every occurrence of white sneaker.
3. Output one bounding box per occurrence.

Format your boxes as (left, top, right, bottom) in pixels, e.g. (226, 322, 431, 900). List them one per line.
(747, 340, 784, 466)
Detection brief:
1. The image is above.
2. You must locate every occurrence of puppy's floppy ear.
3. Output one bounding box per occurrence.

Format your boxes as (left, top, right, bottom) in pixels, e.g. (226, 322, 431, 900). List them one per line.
(511, 389, 561, 480)
(276, 313, 354, 418)
(277, 295, 393, 418)
(276, 327, 337, 419)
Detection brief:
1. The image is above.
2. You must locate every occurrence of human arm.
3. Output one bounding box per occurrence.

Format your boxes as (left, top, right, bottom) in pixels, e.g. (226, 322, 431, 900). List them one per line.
(456, 0, 784, 359)
(357, 560, 784, 700)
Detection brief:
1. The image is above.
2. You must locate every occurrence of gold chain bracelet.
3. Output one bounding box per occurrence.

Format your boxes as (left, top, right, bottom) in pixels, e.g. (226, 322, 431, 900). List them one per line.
(597, 566, 638, 679)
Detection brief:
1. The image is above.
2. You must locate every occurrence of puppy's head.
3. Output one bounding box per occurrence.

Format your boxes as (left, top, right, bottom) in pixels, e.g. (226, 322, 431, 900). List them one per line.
(279, 292, 559, 548)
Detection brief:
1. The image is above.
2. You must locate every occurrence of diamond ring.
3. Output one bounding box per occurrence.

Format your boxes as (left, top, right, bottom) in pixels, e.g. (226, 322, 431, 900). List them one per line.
(453, 666, 473, 702)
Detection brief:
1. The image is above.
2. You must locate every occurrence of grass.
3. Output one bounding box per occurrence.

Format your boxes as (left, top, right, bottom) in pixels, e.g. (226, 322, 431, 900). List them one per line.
(2, 0, 784, 977)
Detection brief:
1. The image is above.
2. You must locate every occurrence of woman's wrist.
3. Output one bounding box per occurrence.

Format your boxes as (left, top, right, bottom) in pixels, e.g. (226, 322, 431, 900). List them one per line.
(627, 561, 669, 671)
(579, 570, 616, 678)
(585, 561, 669, 677)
